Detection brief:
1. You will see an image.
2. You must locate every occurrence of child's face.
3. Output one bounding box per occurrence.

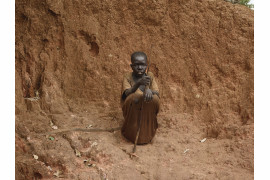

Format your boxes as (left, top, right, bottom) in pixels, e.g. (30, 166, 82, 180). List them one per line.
(130, 55, 147, 77)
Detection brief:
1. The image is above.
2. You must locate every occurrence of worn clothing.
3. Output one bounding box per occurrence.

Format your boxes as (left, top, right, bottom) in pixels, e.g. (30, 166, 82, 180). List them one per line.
(120, 72, 159, 106)
(121, 72, 160, 144)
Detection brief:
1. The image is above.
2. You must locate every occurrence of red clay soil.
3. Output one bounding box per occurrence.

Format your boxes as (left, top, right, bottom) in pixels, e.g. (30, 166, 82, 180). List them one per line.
(15, 0, 254, 179)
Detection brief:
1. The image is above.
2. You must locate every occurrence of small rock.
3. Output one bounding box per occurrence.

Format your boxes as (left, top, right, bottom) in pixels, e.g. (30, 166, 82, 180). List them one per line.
(33, 154, 38, 160)
(53, 170, 63, 178)
(47, 166, 52, 171)
(91, 142, 98, 147)
(75, 149, 81, 157)
(87, 124, 93, 128)
(200, 138, 207, 143)
(52, 125, 58, 130)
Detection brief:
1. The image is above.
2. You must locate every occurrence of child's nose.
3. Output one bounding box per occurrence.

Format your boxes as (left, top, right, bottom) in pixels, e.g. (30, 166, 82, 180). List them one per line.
(138, 65, 143, 69)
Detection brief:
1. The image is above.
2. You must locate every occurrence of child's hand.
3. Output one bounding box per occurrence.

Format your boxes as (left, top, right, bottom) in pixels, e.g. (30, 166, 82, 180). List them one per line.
(138, 76, 151, 86)
(144, 88, 153, 102)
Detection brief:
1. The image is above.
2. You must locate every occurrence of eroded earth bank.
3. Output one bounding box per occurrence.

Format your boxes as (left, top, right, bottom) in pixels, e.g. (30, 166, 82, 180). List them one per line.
(15, 0, 254, 179)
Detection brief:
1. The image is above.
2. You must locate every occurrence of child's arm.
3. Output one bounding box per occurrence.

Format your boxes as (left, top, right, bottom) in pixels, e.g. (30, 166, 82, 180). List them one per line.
(124, 76, 150, 97)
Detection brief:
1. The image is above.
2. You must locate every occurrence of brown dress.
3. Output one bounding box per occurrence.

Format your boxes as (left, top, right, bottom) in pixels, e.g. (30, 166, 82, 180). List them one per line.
(121, 72, 160, 144)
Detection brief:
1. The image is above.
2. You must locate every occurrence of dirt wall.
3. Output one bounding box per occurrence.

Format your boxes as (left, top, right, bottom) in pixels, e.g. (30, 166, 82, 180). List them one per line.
(15, 0, 253, 179)
(16, 0, 253, 123)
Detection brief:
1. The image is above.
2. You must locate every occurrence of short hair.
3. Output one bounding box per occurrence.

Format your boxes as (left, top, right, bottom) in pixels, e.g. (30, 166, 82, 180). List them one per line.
(131, 52, 147, 63)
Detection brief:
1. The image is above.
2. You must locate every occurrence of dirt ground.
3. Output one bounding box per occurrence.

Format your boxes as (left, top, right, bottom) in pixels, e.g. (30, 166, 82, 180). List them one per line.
(15, 0, 254, 179)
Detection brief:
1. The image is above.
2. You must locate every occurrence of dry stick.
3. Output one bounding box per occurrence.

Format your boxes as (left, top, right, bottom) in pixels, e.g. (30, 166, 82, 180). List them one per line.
(42, 127, 121, 135)
(132, 51, 152, 153)
(132, 97, 145, 153)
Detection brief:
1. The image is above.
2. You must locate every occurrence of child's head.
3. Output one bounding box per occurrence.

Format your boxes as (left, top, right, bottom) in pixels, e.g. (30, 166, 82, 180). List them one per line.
(130, 52, 148, 77)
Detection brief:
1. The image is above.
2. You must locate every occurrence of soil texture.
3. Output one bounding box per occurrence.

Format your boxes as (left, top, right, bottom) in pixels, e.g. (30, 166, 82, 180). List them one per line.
(15, 0, 254, 179)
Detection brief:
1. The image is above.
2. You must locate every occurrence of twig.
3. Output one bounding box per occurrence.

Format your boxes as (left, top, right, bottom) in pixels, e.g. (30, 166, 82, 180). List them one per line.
(42, 127, 121, 135)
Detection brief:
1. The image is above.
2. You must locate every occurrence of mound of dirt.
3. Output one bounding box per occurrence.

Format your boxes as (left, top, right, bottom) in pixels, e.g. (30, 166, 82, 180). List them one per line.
(15, 0, 253, 179)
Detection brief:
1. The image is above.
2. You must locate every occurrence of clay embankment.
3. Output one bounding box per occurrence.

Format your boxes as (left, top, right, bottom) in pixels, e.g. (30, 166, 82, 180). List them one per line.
(15, 0, 253, 179)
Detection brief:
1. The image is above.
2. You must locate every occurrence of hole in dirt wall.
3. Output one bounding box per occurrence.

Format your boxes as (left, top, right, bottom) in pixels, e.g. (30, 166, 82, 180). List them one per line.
(90, 42, 99, 56)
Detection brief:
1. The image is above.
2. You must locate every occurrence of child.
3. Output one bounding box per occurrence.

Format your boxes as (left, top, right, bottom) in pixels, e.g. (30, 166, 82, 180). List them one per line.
(121, 51, 160, 144)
